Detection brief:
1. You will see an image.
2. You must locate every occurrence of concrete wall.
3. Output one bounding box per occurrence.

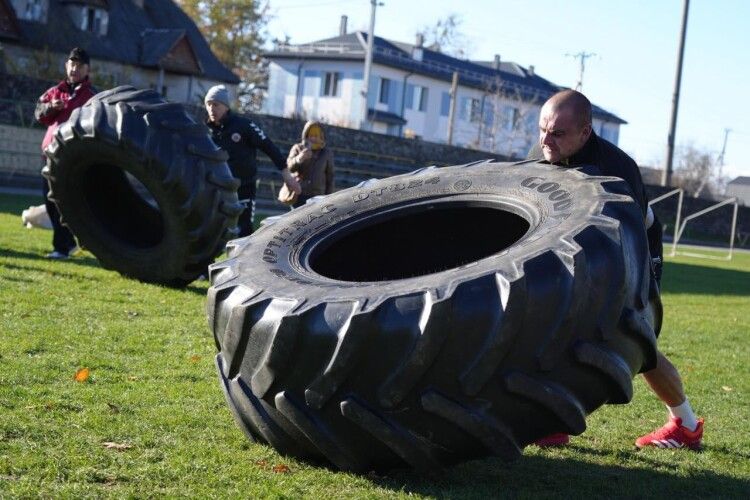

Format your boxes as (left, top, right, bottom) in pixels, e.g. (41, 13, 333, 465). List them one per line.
(0, 124, 44, 186)
(244, 111, 512, 167)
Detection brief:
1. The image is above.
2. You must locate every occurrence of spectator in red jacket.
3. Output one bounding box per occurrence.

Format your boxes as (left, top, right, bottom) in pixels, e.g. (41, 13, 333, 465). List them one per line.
(35, 47, 96, 259)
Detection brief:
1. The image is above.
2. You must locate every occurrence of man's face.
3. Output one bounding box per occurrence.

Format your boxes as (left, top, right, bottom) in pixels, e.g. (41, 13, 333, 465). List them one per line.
(538, 104, 591, 163)
(205, 100, 229, 123)
(66, 59, 89, 84)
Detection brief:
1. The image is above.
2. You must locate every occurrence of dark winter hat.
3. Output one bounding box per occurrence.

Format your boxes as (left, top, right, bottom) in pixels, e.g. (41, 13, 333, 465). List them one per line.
(68, 47, 90, 65)
(204, 85, 230, 107)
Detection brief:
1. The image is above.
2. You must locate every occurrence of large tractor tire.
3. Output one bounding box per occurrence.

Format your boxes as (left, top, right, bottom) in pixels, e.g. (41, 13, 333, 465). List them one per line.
(43, 86, 242, 287)
(207, 160, 660, 471)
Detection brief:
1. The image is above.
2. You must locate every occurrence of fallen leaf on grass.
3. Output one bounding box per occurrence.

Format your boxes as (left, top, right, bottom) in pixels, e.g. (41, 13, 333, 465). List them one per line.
(255, 459, 268, 468)
(189, 355, 201, 363)
(272, 464, 291, 474)
(74, 368, 90, 382)
(127, 375, 138, 381)
(722, 386, 733, 392)
(102, 442, 132, 451)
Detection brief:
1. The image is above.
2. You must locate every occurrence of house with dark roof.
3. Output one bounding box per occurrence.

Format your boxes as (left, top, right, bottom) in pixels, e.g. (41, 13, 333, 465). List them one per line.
(0, 0, 238, 104)
(727, 176, 750, 206)
(263, 20, 626, 157)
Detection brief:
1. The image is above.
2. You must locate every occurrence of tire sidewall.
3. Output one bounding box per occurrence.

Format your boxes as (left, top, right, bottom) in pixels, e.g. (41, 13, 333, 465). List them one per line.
(49, 137, 190, 274)
(223, 162, 619, 302)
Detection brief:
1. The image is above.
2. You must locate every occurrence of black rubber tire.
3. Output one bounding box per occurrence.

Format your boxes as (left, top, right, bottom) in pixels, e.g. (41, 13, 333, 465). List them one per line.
(43, 86, 242, 287)
(207, 160, 660, 471)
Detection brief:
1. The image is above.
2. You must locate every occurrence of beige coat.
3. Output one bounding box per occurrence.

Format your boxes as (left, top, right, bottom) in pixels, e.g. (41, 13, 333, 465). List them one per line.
(286, 121, 335, 196)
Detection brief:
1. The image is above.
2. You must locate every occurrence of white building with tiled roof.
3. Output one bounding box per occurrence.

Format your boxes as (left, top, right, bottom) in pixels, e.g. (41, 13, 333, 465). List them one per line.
(263, 24, 626, 158)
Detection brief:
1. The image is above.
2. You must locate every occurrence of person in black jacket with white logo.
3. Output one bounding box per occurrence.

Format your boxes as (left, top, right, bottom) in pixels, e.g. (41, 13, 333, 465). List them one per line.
(205, 85, 300, 236)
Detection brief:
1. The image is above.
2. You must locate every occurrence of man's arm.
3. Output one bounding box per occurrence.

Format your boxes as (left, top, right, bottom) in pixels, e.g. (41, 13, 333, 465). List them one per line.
(246, 120, 301, 193)
(34, 88, 62, 125)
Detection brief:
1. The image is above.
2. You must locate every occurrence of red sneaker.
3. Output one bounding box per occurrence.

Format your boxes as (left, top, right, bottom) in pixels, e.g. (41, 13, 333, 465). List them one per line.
(533, 433, 570, 447)
(635, 417, 704, 450)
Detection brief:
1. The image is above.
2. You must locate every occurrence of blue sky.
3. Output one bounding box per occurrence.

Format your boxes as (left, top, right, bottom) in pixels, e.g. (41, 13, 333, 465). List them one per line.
(265, 0, 749, 182)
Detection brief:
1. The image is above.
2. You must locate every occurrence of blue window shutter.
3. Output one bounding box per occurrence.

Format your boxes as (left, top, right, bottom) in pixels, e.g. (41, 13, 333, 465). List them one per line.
(368, 75, 379, 107)
(440, 91, 450, 116)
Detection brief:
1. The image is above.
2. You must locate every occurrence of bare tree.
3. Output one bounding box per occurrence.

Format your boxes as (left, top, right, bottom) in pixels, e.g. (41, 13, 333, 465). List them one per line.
(673, 143, 724, 198)
(475, 75, 539, 158)
(417, 14, 468, 58)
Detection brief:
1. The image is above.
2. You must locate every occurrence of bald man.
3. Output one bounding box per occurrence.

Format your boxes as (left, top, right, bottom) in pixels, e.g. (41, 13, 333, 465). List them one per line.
(529, 90, 703, 450)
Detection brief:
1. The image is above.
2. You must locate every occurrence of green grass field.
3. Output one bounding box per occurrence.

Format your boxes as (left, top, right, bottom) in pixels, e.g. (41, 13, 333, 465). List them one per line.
(1, 192, 749, 498)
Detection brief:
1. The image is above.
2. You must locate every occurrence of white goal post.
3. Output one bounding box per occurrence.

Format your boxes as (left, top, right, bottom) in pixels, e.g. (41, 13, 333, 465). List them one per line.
(648, 189, 739, 260)
(648, 188, 683, 256)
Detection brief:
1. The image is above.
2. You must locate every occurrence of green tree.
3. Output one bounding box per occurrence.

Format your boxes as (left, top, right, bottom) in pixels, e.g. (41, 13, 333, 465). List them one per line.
(177, 0, 270, 111)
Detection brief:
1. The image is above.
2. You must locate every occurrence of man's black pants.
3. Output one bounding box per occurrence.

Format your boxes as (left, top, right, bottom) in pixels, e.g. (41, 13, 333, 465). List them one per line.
(237, 181, 257, 237)
(42, 178, 76, 253)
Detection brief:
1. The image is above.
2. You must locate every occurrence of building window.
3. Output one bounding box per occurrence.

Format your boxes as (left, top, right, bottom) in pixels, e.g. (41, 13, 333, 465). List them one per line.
(322, 72, 340, 97)
(14, 0, 47, 22)
(461, 97, 481, 123)
(378, 78, 390, 104)
(415, 86, 428, 112)
(504, 106, 520, 131)
(80, 7, 108, 35)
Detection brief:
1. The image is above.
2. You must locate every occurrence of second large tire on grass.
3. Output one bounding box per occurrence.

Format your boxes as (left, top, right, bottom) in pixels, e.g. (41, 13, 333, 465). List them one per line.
(43, 86, 242, 286)
(208, 161, 659, 471)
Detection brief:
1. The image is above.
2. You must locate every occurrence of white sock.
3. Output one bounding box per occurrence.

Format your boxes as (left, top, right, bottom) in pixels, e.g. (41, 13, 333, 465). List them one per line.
(667, 400, 699, 431)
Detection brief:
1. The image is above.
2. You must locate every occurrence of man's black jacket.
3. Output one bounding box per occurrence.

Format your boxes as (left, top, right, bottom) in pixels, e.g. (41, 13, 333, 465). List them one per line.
(528, 132, 648, 217)
(528, 133, 662, 267)
(207, 111, 286, 186)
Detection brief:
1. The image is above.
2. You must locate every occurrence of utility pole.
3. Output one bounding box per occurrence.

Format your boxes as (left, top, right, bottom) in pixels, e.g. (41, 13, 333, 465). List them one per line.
(446, 71, 459, 145)
(717, 128, 731, 166)
(717, 128, 731, 182)
(662, 0, 690, 187)
(566, 51, 596, 91)
(360, 0, 380, 130)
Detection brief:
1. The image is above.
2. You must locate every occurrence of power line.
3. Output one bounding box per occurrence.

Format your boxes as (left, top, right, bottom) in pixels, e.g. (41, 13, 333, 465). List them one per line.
(565, 51, 596, 91)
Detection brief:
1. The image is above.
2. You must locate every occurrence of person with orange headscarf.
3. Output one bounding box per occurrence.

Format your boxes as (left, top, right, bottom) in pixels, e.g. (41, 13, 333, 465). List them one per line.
(286, 121, 335, 208)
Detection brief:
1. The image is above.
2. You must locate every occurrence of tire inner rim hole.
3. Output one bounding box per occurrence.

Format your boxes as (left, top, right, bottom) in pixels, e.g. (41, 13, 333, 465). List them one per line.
(82, 164, 164, 248)
(309, 205, 530, 282)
